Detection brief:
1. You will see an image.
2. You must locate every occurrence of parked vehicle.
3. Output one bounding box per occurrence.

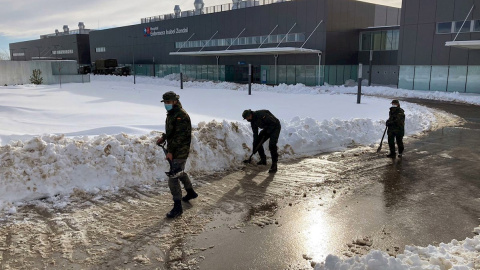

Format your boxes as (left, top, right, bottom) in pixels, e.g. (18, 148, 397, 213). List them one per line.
(93, 59, 118, 75)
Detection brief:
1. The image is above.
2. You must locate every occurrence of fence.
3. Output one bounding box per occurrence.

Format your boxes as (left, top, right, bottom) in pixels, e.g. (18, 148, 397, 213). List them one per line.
(399, 65, 480, 93)
(130, 64, 361, 86)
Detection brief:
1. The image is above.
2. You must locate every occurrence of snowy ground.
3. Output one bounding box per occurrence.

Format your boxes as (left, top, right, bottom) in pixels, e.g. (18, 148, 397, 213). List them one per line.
(0, 75, 477, 269)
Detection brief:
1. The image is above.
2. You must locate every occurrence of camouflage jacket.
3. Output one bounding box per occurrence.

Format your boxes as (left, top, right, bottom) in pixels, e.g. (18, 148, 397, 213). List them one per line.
(387, 106, 405, 132)
(161, 103, 192, 159)
(250, 110, 280, 141)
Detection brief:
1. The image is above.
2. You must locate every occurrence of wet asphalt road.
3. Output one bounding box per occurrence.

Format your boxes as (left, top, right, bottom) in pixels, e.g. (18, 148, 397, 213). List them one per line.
(190, 99, 480, 269)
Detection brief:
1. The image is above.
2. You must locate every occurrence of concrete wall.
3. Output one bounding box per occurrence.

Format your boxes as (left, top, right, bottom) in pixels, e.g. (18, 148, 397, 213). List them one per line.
(0, 61, 90, 85)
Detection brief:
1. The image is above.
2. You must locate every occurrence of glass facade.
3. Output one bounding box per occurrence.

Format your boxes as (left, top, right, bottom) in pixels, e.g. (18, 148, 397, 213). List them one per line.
(398, 65, 479, 93)
(359, 29, 399, 51)
(175, 32, 306, 49)
(413, 66, 431, 91)
(430, 66, 448, 91)
(398, 66, 414, 90)
(447, 66, 467, 92)
(466, 66, 480, 93)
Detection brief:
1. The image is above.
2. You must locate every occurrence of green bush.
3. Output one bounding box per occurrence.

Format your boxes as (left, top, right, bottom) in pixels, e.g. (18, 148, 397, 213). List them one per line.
(30, 69, 43, 85)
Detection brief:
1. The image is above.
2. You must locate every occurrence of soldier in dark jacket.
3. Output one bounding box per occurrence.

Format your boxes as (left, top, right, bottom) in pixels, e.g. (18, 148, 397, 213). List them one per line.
(386, 99, 405, 158)
(156, 91, 197, 218)
(242, 109, 281, 173)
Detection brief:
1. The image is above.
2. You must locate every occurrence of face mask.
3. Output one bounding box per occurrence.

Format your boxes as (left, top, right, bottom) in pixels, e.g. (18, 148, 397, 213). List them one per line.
(165, 104, 173, 111)
(391, 104, 398, 108)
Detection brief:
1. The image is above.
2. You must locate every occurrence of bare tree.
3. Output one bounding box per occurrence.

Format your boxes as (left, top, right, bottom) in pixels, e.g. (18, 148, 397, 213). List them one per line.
(0, 49, 11, 60)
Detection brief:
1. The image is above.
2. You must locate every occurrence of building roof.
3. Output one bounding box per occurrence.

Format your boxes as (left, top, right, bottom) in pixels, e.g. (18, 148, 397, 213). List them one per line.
(170, 47, 322, 56)
(445, 40, 480, 50)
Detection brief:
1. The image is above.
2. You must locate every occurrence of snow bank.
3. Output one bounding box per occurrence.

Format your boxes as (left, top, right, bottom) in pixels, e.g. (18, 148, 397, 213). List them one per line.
(315, 225, 480, 269)
(0, 76, 452, 209)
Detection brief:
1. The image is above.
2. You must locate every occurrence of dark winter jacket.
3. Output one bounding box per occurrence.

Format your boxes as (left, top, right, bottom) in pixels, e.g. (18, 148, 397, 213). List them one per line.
(161, 102, 192, 159)
(250, 110, 281, 142)
(387, 106, 405, 135)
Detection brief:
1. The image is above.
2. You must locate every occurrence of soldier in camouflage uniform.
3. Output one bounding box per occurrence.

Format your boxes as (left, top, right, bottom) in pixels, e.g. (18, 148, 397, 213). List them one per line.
(242, 109, 281, 173)
(156, 91, 198, 218)
(386, 99, 405, 158)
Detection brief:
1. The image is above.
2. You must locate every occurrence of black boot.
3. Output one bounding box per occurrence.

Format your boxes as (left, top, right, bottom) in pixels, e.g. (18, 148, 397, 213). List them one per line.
(268, 163, 277, 173)
(386, 152, 396, 158)
(166, 200, 183, 218)
(182, 188, 198, 202)
(257, 158, 267, 165)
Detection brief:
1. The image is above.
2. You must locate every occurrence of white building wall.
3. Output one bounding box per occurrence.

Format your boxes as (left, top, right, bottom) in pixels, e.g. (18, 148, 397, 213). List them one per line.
(0, 61, 90, 85)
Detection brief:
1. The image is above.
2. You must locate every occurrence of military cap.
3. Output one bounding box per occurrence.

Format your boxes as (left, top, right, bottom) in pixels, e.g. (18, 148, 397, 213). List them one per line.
(161, 91, 180, 102)
(391, 99, 400, 104)
(242, 109, 252, 119)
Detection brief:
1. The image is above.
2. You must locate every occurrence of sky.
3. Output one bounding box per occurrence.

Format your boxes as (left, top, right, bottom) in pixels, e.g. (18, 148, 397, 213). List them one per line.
(0, 0, 401, 54)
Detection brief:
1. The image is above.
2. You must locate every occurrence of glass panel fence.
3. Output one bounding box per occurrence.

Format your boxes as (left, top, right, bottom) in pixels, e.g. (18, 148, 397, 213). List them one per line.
(413, 65, 431, 91)
(398, 65, 414, 90)
(466, 66, 480, 93)
(430, 66, 448, 91)
(447, 66, 467, 92)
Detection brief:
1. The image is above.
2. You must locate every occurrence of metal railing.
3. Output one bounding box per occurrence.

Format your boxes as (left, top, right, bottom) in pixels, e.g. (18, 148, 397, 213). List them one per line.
(141, 0, 292, 24)
(40, 29, 92, 39)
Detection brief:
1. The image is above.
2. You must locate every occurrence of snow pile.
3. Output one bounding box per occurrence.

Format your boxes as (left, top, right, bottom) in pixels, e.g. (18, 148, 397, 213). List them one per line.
(0, 76, 452, 209)
(315, 226, 480, 269)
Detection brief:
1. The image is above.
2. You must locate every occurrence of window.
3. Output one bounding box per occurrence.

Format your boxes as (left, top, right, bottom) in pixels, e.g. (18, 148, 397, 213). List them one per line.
(455, 21, 471, 33)
(53, 49, 73, 55)
(12, 52, 24, 56)
(239, 37, 246, 45)
(287, 33, 296, 42)
(268, 35, 278, 43)
(95, 47, 106, 52)
(361, 33, 372, 51)
(437, 22, 452, 34)
(475, 20, 480, 32)
(296, 33, 305, 42)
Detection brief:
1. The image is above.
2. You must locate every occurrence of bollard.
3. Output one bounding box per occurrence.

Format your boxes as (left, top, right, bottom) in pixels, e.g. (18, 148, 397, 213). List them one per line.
(180, 72, 183, 89)
(248, 64, 252, 95)
(357, 63, 362, 104)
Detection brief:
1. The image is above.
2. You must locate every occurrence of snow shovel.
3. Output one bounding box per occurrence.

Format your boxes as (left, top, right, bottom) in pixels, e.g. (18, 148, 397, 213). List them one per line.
(377, 126, 388, 153)
(243, 135, 268, 164)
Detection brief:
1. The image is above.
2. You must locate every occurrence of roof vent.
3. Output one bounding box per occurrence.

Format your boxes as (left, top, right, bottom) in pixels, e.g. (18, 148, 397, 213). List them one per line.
(174, 5, 181, 17)
(78, 22, 85, 30)
(194, 0, 204, 14)
(55, 29, 59, 35)
(63, 25, 69, 34)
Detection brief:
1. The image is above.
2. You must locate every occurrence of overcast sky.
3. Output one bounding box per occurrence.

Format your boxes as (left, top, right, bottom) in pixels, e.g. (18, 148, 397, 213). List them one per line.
(0, 0, 401, 54)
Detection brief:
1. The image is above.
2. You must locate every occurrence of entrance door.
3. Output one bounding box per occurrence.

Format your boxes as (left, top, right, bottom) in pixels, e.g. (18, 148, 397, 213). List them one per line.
(225, 65, 261, 84)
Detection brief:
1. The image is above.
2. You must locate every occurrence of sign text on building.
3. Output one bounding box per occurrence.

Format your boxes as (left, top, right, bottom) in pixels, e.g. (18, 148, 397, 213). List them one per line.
(144, 27, 188, 37)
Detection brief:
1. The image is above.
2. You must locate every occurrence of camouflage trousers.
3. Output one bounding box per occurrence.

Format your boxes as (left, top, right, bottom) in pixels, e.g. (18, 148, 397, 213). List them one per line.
(168, 159, 193, 201)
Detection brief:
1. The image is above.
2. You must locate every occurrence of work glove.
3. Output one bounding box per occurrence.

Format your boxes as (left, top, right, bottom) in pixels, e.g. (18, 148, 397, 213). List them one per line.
(386, 120, 392, 127)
